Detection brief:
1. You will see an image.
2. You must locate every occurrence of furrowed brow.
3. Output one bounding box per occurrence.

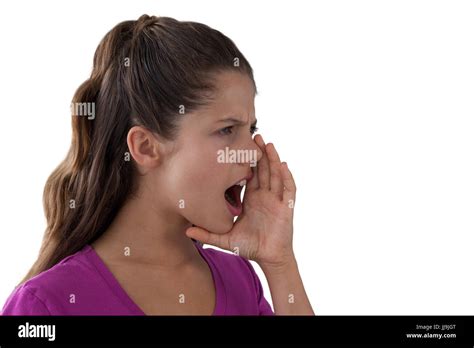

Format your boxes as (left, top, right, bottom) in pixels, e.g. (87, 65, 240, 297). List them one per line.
(217, 117, 258, 126)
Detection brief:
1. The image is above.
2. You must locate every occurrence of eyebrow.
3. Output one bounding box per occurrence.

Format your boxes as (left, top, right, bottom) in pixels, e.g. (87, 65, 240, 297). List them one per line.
(217, 117, 258, 126)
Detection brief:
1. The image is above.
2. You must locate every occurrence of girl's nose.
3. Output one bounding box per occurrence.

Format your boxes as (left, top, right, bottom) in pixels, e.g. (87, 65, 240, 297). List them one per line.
(238, 135, 263, 167)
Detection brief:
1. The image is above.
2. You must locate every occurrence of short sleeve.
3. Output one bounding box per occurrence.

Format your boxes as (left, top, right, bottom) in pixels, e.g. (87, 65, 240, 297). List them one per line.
(1, 285, 51, 316)
(242, 259, 275, 316)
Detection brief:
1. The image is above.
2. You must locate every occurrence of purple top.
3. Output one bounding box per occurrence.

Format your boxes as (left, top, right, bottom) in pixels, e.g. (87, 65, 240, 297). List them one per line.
(1, 241, 274, 315)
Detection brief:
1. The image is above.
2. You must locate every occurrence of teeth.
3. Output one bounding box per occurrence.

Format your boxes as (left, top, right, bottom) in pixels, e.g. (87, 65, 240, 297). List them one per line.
(238, 179, 247, 187)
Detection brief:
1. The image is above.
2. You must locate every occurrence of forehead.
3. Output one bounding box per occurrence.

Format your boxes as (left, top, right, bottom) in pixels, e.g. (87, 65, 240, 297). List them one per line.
(203, 71, 256, 121)
(212, 71, 256, 100)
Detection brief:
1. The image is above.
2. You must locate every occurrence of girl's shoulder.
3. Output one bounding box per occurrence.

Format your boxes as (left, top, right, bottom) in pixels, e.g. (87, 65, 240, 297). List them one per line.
(1, 245, 110, 315)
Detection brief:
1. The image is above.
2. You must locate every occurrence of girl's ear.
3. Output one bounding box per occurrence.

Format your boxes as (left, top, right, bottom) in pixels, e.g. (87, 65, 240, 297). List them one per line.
(126, 125, 163, 174)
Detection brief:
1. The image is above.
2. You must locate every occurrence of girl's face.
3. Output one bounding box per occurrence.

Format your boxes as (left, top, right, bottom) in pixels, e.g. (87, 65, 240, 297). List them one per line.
(161, 71, 263, 234)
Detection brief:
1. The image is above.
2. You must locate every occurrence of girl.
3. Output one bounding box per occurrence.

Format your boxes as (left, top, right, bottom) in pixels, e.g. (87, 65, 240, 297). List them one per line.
(1, 14, 314, 315)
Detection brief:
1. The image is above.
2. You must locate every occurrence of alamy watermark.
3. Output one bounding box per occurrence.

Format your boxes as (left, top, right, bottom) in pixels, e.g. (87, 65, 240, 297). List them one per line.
(18, 322, 55, 341)
(70, 102, 95, 120)
(217, 147, 257, 167)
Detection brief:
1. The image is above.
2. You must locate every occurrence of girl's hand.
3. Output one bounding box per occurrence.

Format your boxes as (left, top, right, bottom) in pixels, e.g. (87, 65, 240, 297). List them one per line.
(185, 134, 297, 268)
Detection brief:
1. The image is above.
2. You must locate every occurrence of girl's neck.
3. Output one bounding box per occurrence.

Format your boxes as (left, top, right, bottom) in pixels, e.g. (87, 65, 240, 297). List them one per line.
(91, 193, 200, 269)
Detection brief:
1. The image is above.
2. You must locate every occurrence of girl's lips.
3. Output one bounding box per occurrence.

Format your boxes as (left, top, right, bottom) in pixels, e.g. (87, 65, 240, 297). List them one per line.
(225, 182, 243, 216)
(232, 171, 254, 187)
(224, 171, 253, 217)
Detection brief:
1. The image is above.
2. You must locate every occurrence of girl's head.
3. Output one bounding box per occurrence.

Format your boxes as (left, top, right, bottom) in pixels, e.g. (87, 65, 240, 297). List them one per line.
(23, 14, 261, 283)
(131, 70, 262, 235)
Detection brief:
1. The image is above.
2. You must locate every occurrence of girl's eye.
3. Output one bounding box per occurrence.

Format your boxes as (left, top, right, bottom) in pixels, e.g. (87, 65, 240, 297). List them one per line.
(219, 126, 234, 135)
(218, 125, 259, 136)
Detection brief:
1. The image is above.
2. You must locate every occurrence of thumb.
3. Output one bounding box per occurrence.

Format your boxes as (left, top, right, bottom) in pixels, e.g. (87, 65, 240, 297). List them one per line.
(185, 226, 230, 250)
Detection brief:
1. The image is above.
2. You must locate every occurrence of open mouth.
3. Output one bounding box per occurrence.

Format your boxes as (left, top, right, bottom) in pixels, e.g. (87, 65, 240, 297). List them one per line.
(224, 172, 253, 216)
(224, 181, 246, 208)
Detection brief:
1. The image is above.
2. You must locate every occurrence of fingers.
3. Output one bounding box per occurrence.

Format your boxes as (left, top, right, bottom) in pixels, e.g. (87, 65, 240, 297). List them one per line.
(252, 135, 295, 205)
(245, 165, 259, 193)
(266, 143, 284, 199)
(254, 135, 270, 190)
(281, 162, 297, 206)
(185, 226, 229, 250)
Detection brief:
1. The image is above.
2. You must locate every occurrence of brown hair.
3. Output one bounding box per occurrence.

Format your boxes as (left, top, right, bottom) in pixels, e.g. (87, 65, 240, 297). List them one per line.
(20, 14, 255, 284)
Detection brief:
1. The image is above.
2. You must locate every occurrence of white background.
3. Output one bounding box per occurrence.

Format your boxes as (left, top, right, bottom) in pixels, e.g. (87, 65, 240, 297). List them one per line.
(0, 0, 473, 314)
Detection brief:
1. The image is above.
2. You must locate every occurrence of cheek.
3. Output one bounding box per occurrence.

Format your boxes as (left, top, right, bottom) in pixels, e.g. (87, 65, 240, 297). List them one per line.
(183, 154, 225, 200)
(169, 149, 224, 206)
(172, 149, 234, 232)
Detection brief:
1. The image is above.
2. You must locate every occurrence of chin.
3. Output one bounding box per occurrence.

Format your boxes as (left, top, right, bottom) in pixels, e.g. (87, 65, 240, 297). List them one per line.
(215, 221, 234, 234)
(194, 210, 234, 235)
(186, 198, 237, 234)
(203, 217, 234, 234)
